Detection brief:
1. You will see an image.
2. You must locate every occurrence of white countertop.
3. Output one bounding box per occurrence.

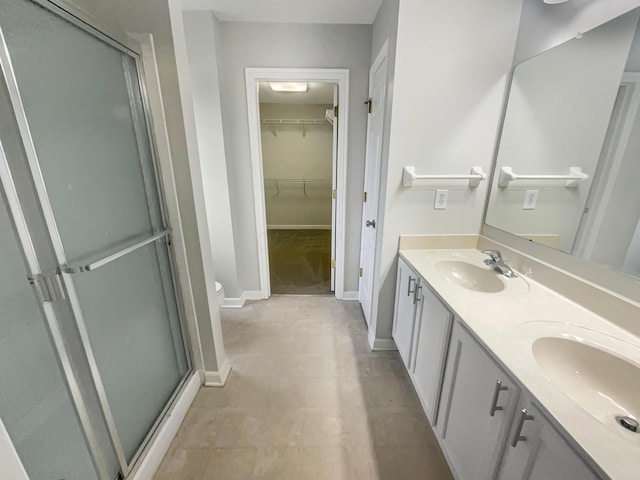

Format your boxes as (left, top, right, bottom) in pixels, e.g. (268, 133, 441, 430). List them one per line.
(400, 248, 640, 480)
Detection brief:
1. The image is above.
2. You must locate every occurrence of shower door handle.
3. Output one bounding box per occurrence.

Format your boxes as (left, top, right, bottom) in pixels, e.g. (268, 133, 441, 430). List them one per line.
(365, 220, 376, 228)
(62, 229, 171, 273)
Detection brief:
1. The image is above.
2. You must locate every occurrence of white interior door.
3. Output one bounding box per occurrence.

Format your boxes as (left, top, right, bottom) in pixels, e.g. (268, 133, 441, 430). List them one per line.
(358, 46, 388, 325)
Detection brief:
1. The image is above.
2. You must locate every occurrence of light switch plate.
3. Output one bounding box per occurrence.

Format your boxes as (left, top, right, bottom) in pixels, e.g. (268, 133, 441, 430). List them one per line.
(523, 190, 539, 210)
(434, 189, 448, 210)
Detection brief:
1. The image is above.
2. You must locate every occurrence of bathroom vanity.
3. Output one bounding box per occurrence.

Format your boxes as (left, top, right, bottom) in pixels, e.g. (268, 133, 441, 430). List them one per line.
(392, 244, 639, 480)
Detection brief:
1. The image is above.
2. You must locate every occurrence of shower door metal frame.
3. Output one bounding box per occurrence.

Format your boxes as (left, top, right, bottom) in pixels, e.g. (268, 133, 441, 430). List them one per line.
(0, 127, 112, 480)
(0, 0, 194, 477)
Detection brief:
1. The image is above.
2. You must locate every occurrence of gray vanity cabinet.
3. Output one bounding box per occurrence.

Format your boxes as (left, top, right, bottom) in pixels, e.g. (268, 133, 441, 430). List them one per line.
(392, 256, 421, 368)
(410, 282, 453, 424)
(437, 321, 521, 480)
(497, 395, 602, 480)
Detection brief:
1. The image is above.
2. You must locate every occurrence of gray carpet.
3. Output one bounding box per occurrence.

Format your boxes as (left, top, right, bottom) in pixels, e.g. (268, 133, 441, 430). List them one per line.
(268, 229, 332, 294)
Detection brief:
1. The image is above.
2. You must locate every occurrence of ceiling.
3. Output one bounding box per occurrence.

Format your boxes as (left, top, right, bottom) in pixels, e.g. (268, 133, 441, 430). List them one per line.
(259, 82, 335, 104)
(181, 0, 383, 24)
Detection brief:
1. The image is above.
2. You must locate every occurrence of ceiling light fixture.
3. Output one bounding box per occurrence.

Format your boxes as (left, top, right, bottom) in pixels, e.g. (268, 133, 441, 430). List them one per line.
(269, 82, 308, 93)
(543, 0, 571, 4)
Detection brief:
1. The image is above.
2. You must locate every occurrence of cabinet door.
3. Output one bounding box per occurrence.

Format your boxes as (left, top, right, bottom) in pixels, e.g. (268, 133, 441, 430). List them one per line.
(498, 398, 601, 480)
(438, 322, 520, 480)
(392, 257, 419, 367)
(411, 283, 453, 424)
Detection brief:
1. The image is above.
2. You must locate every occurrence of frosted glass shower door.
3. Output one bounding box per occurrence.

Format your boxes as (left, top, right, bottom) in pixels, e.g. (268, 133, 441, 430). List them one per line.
(0, 0, 190, 472)
(0, 170, 100, 480)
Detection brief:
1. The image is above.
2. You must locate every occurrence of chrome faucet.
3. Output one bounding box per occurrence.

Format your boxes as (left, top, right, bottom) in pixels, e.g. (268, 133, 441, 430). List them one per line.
(482, 250, 517, 278)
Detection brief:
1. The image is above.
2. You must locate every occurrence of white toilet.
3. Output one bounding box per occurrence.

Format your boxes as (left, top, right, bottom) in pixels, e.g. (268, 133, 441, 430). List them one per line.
(215, 281, 225, 307)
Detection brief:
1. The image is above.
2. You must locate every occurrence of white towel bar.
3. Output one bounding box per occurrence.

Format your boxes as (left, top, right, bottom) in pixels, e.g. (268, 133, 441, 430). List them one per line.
(498, 166, 589, 188)
(402, 166, 486, 188)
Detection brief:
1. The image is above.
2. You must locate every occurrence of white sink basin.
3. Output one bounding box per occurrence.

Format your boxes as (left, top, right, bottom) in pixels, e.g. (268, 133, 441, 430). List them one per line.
(434, 259, 505, 293)
(532, 335, 640, 432)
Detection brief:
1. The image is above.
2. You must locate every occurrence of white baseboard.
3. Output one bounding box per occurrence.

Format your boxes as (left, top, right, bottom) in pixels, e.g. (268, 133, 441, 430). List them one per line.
(267, 225, 331, 230)
(342, 291, 359, 301)
(204, 358, 232, 386)
(221, 290, 263, 309)
(368, 328, 397, 351)
(129, 373, 201, 480)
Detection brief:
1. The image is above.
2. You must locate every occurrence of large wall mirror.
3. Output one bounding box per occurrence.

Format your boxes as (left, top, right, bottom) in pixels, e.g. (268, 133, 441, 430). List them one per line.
(485, 8, 640, 282)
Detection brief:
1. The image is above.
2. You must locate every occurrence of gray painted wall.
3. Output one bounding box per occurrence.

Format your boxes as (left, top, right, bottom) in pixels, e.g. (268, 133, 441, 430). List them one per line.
(215, 22, 372, 293)
(184, 11, 241, 299)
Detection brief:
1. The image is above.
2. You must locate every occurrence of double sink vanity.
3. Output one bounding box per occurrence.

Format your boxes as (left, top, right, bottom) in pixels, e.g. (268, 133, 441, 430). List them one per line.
(386, 7, 640, 479)
(391, 238, 640, 480)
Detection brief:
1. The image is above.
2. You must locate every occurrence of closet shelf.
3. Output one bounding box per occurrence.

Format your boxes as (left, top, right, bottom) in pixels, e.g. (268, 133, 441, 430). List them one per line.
(261, 118, 328, 125)
(261, 118, 330, 137)
(264, 178, 331, 196)
(402, 166, 487, 188)
(498, 166, 589, 188)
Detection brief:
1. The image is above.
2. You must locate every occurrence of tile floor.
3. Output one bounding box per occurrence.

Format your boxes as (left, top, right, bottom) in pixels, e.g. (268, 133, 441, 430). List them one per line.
(154, 295, 453, 480)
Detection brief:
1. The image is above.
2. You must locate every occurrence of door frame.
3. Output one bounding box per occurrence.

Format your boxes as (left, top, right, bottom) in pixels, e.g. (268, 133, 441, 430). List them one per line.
(573, 73, 640, 258)
(245, 67, 349, 299)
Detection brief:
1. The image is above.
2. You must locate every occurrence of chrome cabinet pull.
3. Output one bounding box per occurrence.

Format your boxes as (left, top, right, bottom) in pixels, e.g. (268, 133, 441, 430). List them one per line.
(413, 284, 422, 305)
(489, 380, 508, 416)
(511, 408, 535, 447)
(407, 276, 416, 296)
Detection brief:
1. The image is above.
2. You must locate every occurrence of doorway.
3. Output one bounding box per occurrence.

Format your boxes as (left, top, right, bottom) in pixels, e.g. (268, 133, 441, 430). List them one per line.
(245, 68, 350, 299)
(259, 82, 336, 294)
(573, 74, 640, 278)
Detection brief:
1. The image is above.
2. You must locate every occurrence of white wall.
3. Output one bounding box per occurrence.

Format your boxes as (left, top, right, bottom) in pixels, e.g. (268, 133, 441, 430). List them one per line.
(514, 0, 640, 64)
(485, 13, 638, 253)
(372, 0, 523, 342)
(260, 103, 333, 228)
(183, 11, 241, 299)
(214, 22, 372, 294)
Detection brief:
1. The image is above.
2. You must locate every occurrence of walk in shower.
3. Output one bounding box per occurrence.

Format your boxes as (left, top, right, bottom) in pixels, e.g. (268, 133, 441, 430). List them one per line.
(0, 1, 191, 479)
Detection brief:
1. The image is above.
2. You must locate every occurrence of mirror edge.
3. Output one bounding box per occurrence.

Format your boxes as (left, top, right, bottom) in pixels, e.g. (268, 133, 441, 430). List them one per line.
(480, 8, 640, 305)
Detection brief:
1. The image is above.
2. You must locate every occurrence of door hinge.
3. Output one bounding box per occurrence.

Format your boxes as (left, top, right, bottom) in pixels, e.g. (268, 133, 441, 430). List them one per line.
(363, 191, 367, 203)
(28, 272, 66, 303)
(334, 105, 338, 117)
(359, 267, 363, 277)
(331, 259, 336, 269)
(364, 98, 372, 114)
(332, 189, 337, 199)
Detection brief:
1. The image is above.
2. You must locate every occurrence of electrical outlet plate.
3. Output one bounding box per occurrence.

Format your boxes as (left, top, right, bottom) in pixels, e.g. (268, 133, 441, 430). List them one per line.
(434, 189, 448, 210)
(523, 190, 539, 210)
